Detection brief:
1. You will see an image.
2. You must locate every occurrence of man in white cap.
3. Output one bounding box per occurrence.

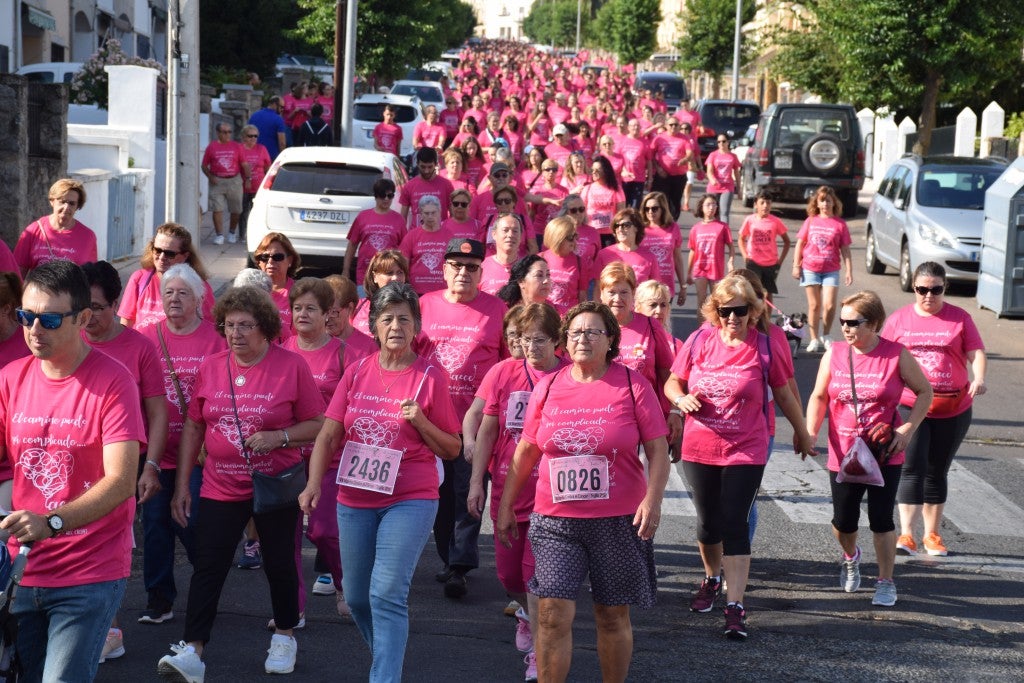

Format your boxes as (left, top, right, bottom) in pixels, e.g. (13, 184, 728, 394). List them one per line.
(544, 123, 577, 167)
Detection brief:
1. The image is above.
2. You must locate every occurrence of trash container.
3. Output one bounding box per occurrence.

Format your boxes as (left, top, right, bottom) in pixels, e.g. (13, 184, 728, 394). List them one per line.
(978, 157, 1024, 317)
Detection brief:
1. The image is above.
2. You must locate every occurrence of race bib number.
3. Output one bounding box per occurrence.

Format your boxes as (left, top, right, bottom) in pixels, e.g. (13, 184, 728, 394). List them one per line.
(549, 455, 609, 503)
(337, 441, 402, 494)
(504, 391, 532, 431)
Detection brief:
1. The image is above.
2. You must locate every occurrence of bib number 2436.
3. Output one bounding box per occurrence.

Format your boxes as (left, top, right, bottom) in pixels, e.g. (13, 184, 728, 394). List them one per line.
(337, 441, 402, 495)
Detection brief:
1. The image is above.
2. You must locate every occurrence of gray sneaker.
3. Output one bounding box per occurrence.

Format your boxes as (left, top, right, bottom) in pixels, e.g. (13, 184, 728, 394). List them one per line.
(840, 547, 861, 593)
(872, 579, 898, 607)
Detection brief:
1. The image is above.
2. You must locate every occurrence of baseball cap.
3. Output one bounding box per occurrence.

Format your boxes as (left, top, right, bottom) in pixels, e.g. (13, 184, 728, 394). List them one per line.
(553, 123, 569, 136)
(490, 162, 511, 176)
(444, 238, 485, 261)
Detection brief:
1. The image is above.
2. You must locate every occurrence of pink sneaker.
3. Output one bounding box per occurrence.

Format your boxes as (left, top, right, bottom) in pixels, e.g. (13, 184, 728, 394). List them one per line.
(524, 650, 537, 682)
(514, 607, 532, 652)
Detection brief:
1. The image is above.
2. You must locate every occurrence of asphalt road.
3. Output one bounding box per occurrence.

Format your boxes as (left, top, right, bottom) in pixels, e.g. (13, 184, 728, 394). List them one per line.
(98, 194, 1024, 682)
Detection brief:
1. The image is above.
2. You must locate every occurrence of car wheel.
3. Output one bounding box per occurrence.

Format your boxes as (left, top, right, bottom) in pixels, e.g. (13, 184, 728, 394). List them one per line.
(898, 240, 913, 292)
(865, 227, 885, 275)
(801, 134, 845, 176)
(741, 173, 754, 208)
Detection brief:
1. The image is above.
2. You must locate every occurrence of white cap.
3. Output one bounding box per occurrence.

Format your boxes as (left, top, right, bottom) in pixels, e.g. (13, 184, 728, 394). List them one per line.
(553, 123, 569, 136)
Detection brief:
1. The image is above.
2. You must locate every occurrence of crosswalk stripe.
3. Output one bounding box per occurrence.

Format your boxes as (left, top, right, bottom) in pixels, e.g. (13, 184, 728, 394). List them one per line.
(903, 555, 1024, 574)
(663, 462, 696, 517)
(943, 462, 1024, 538)
(760, 450, 835, 525)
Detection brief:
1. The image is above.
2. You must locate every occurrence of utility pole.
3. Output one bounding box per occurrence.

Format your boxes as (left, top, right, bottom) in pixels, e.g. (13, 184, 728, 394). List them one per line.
(166, 0, 201, 242)
(731, 0, 741, 101)
(332, 0, 344, 144)
(332, 0, 357, 147)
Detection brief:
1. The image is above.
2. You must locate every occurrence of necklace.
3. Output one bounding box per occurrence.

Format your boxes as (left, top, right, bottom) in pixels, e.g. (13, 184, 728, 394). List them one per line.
(377, 358, 410, 393)
(233, 349, 267, 386)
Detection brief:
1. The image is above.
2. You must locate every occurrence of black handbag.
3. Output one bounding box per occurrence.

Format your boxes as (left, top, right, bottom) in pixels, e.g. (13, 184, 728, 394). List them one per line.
(227, 355, 306, 514)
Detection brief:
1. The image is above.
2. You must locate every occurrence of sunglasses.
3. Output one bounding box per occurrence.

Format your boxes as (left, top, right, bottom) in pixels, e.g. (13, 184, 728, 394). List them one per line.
(451, 200, 470, 208)
(491, 172, 510, 179)
(152, 247, 182, 258)
(718, 140, 729, 144)
(568, 207, 586, 215)
(542, 167, 558, 172)
(840, 318, 869, 328)
(245, 134, 258, 138)
(495, 197, 514, 205)
(614, 222, 635, 230)
(643, 205, 661, 212)
(376, 192, 395, 199)
(16, 308, 79, 330)
(256, 253, 287, 263)
(914, 285, 944, 296)
(717, 305, 749, 318)
(445, 260, 481, 273)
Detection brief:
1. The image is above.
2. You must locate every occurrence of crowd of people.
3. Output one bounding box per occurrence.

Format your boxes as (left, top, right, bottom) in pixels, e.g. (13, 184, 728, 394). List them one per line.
(0, 39, 989, 683)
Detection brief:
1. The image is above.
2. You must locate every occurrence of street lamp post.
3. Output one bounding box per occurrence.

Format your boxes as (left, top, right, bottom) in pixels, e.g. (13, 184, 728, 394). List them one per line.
(731, 0, 741, 100)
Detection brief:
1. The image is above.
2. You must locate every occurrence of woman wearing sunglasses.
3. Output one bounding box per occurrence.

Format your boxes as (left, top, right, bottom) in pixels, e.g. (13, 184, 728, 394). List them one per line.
(253, 232, 301, 340)
(594, 209, 661, 285)
(806, 291, 932, 609)
(665, 276, 814, 639)
(640, 191, 688, 306)
(558, 195, 601, 296)
(881, 262, 986, 558)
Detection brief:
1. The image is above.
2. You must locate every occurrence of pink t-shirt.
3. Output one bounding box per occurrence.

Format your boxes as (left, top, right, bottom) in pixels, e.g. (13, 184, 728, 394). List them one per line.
(523, 363, 668, 518)
(0, 332, 29, 370)
(706, 150, 741, 193)
(824, 339, 906, 470)
(398, 175, 455, 228)
(580, 183, 625, 234)
(350, 299, 371, 336)
(241, 144, 272, 193)
(739, 214, 788, 267)
(671, 327, 789, 466)
(117, 269, 216, 331)
(441, 217, 483, 242)
(529, 185, 568, 235)
(0, 241, 18, 274)
(619, 136, 652, 182)
(348, 209, 407, 283)
(373, 122, 403, 155)
(85, 327, 165, 438)
(270, 283, 294, 341)
(540, 250, 585, 315)
(574, 224, 602, 282)
(595, 245, 661, 284)
(283, 336, 347, 465)
(439, 108, 462, 137)
(416, 290, 507, 417)
(14, 218, 98, 272)
(797, 216, 851, 274)
(341, 328, 378, 365)
(616, 313, 675, 404)
(202, 140, 247, 177)
(413, 121, 447, 149)
(478, 357, 569, 522)
(399, 226, 455, 295)
(688, 221, 732, 281)
(327, 354, 460, 508)
(480, 255, 513, 296)
(141, 320, 227, 468)
(651, 133, 692, 176)
(1, 350, 145, 587)
(881, 303, 984, 415)
(187, 345, 324, 501)
(641, 223, 683, 295)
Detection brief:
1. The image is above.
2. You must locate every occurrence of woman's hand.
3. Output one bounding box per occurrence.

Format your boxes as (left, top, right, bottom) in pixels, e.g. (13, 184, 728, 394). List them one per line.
(794, 431, 817, 460)
(170, 487, 191, 528)
(495, 504, 517, 548)
(676, 289, 687, 306)
(666, 412, 682, 444)
(467, 480, 486, 520)
(298, 483, 320, 515)
(675, 391, 702, 414)
(792, 265, 802, 280)
(633, 495, 662, 541)
(968, 379, 986, 397)
(137, 467, 162, 504)
(400, 399, 426, 428)
(886, 423, 915, 459)
(245, 430, 285, 455)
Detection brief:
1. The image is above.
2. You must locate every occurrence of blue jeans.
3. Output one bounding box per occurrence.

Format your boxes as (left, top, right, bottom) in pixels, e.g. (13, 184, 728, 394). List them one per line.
(12, 578, 126, 683)
(338, 498, 437, 683)
(142, 466, 202, 609)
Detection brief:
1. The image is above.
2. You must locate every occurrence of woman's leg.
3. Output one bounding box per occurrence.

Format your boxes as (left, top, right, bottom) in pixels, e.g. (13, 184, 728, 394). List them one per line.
(694, 278, 710, 322)
(923, 408, 972, 537)
(720, 464, 765, 604)
(898, 415, 931, 538)
(254, 505, 301, 633)
(805, 283, 822, 341)
(307, 468, 343, 589)
(535, 597, 576, 683)
(593, 604, 632, 683)
(821, 284, 840, 337)
(867, 466, 902, 580)
(682, 460, 724, 578)
(337, 503, 378, 648)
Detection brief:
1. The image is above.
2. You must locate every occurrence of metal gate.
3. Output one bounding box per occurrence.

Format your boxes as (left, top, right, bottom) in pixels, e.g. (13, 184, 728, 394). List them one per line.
(107, 173, 139, 260)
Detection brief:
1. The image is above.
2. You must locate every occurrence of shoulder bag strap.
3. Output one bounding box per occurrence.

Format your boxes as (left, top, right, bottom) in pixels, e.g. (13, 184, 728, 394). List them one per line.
(848, 344, 860, 423)
(37, 219, 56, 260)
(227, 354, 254, 475)
(156, 323, 188, 417)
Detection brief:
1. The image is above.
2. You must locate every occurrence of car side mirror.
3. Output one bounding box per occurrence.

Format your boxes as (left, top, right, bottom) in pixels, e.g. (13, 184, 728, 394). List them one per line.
(894, 197, 906, 210)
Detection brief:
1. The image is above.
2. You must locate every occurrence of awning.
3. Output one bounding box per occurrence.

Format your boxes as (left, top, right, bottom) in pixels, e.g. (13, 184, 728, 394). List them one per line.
(25, 5, 57, 32)
(114, 16, 133, 32)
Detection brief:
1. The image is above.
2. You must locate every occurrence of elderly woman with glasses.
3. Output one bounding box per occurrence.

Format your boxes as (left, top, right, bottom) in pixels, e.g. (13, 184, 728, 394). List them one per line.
(595, 208, 661, 284)
(300, 283, 461, 682)
(253, 232, 301, 340)
(558, 195, 601, 291)
(119, 222, 215, 331)
(496, 301, 669, 683)
(400, 195, 456, 295)
(540, 216, 587, 315)
(158, 286, 324, 681)
(442, 188, 481, 241)
(15, 178, 98, 277)
(881, 262, 986, 558)
(665, 276, 814, 640)
(806, 290, 932, 609)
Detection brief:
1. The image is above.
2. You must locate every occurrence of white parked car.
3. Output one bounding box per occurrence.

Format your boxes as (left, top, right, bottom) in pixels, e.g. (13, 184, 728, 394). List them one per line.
(246, 147, 408, 271)
(16, 61, 83, 83)
(389, 80, 445, 107)
(351, 93, 423, 160)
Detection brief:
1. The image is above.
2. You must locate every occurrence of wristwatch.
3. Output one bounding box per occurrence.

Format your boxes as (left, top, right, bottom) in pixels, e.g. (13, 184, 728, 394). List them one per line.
(46, 513, 65, 537)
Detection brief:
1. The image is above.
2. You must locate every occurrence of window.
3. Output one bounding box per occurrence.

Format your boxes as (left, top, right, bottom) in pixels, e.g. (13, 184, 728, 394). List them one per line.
(268, 163, 383, 197)
(779, 109, 851, 141)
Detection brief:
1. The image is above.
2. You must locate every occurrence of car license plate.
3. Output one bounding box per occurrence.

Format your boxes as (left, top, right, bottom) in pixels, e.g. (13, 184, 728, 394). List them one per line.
(775, 154, 792, 170)
(300, 209, 349, 223)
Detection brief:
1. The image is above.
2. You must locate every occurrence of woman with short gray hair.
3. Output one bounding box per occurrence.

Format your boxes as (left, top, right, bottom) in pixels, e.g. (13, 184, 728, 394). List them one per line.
(400, 197, 451, 294)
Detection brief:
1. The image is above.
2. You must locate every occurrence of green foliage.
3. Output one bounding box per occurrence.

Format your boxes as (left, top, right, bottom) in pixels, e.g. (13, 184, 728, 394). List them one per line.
(523, 0, 592, 49)
(200, 0, 305, 77)
(591, 0, 661, 65)
(1005, 113, 1024, 142)
(292, 0, 475, 82)
(675, 0, 757, 82)
(70, 39, 165, 109)
(201, 66, 251, 91)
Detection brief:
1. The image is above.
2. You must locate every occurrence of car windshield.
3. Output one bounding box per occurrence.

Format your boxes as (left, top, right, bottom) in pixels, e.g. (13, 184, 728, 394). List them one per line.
(269, 163, 383, 196)
(777, 109, 851, 142)
(354, 103, 419, 124)
(391, 84, 442, 102)
(639, 78, 686, 99)
(916, 167, 1003, 210)
(702, 105, 760, 135)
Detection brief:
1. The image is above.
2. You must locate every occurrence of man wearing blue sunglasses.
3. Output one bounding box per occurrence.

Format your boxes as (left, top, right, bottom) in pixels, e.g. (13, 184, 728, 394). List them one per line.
(0, 260, 146, 682)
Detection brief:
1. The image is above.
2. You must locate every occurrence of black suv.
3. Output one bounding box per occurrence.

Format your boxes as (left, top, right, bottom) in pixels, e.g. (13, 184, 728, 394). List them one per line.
(693, 100, 762, 165)
(739, 103, 864, 218)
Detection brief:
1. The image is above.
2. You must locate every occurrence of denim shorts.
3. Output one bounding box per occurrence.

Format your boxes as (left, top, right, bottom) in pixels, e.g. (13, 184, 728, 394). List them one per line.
(801, 268, 840, 287)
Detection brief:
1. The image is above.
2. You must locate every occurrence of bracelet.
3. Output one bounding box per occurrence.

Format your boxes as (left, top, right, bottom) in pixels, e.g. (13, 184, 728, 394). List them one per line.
(281, 429, 290, 448)
(673, 395, 686, 407)
(145, 459, 161, 472)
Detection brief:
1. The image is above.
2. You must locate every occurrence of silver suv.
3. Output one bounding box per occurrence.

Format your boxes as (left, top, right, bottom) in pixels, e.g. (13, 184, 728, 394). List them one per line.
(864, 155, 1006, 290)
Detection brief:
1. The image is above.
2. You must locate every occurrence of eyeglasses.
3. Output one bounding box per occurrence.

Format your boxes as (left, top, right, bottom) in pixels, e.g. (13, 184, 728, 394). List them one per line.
(840, 318, 869, 328)
(567, 328, 608, 341)
(376, 192, 395, 199)
(451, 200, 469, 208)
(914, 285, 944, 296)
(520, 336, 552, 348)
(717, 305, 749, 318)
(542, 167, 558, 172)
(255, 253, 287, 263)
(643, 205, 661, 212)
(614, 222, 635, 230)
(244, 134, 258, 138)
(219, 321, 258, 333)
(568, 207, 586, 215)
(445, 260, 481, 273)
(16, 308, 79, 330)
(495, 197, 514, 205)
(491, 172, 510, 179)
(152, 247, 182, 259)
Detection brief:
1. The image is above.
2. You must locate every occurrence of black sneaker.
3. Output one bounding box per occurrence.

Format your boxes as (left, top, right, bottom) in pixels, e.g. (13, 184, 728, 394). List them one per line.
(435, 566, 455, 583)
(723, 602, 748, 640)
(444, 571, 467, 599)
(689, 576, 722, 613)
(138, 607, 174, 624)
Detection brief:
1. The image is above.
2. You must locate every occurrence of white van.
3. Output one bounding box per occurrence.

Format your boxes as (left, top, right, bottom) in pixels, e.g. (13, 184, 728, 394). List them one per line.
(16, 62, 84, 84)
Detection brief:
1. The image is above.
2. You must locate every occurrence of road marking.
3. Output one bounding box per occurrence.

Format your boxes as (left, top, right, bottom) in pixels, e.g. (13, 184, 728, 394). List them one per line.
(903, 554, 1024, 574)
(662, 462, 696, 517)
(944, 462, 1024, 538)
(760, 450, 835, 525)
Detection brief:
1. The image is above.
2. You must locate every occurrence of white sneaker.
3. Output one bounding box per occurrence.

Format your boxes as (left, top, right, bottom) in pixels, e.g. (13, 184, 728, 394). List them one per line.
(212, 234, 225, 245)
(806, 338, 823, 353)
(265, 634, 297, 674)
(312, 574, 336, 596)
(99, 628, 124, 663)
(822, 334, 834, 350)
(872, 578, 898, 607)
(157, 641, 205, 682)
(227, 231, 238, 244)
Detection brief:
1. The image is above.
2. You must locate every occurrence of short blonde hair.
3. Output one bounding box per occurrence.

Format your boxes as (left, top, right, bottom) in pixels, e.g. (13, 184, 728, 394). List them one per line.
(598, 261, 637, 294)
(49, 178, 86, 209)
(543, 215, 576, 253)
(635, 279, 669, 306)
(701, 276, 763, 328)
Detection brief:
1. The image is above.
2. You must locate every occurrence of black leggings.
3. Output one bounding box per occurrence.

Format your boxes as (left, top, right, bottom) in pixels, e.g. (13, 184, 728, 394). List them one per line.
(830, 465, 901, 534)
(183, 498, 300, 644)
(682, 461, 764, 556)
(897, 407, 972, 505)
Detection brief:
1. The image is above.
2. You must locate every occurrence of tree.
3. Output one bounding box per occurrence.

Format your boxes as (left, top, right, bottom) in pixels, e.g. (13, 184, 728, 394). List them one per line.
(770, 0, 1024, 154)
(675, 0, 757, 95)
(200, 0, 305, 77)
(523, 0, 591, 48)
(592, 0, 661, 65)
(292, 0, 475, 83)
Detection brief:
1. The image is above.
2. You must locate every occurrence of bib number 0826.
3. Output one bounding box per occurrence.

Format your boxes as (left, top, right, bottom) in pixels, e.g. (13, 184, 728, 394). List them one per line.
(549, 454, 609, 503)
